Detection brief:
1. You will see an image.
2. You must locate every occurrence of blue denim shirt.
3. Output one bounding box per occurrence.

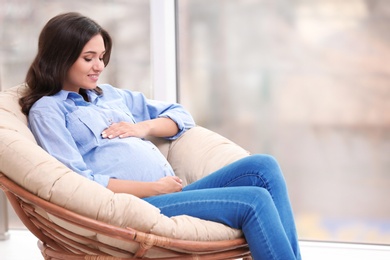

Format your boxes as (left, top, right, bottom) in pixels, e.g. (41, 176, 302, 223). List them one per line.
(28, 84, 195, 187)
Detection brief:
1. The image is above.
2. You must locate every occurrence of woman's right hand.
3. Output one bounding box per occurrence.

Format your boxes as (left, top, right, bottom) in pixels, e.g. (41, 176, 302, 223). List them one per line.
(107, 176, 182, 198)
(155, 176, 183, 195)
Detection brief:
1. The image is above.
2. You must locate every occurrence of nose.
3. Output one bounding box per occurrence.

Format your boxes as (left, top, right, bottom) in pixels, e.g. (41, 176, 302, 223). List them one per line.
(93, 59, 105, 72)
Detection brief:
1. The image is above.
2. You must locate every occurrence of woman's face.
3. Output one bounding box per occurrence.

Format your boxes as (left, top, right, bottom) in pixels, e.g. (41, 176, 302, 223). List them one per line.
(63, 34, 106, 92)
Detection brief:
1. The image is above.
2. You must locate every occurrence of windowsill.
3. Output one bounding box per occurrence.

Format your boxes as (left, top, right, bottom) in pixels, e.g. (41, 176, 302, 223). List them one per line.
(1, 230, 390, 260)
(300, 240, 390, 260)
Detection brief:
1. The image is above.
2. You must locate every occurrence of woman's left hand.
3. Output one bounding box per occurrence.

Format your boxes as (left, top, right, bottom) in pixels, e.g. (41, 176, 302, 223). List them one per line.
(102, 118, 179, 139)
(102, 121, 149, 139)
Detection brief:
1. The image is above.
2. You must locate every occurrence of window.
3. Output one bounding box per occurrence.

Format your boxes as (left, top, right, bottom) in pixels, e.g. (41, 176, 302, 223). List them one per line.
(177, 0, 390, 245)
(0, 0, 151, 95)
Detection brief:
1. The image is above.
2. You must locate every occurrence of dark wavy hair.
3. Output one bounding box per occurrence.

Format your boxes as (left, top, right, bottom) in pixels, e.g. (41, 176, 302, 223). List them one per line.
(19, 12, 112, 115)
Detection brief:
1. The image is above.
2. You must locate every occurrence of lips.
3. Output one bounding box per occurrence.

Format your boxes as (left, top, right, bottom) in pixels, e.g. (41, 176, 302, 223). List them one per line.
(88, 74, 99, 82)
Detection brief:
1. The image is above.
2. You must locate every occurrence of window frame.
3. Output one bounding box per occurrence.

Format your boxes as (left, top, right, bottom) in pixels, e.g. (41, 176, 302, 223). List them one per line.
(161, 0, 390, 255)
(150, 0, 178, 103)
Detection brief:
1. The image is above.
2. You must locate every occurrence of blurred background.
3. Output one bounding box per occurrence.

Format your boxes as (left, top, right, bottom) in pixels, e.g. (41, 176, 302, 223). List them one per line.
(1, 0, 389, 245)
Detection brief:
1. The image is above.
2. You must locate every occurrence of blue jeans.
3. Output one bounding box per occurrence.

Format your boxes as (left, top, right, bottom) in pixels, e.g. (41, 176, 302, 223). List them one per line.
(144, 154, 301, 260)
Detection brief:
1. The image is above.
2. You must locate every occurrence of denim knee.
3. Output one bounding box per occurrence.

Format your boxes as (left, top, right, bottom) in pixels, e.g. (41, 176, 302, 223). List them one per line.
(246, 154, 280, 171)
(244, 154, 286, 186)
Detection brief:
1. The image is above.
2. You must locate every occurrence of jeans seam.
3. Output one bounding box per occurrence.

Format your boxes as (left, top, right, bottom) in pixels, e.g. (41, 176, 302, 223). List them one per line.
(255, 204, 278, 260)
(157, 198, 278, 259)
(158, 199, 241, 212)
(223, 172, 274, 200)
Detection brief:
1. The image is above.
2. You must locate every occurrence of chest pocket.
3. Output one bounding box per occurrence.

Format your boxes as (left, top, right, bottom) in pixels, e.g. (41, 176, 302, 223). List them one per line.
(66, 107, 108, 154)
(65, 104, 136, 154)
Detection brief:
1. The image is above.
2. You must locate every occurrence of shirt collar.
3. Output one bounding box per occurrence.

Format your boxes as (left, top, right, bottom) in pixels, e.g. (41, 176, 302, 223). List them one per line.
(57, 88, 101, 103)
(87, 89, 100, 103)
(56, 90, 72, 101)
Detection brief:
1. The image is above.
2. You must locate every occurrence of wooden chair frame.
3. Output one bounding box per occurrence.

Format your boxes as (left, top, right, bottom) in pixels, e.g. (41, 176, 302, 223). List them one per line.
(0, 173, 252, 259)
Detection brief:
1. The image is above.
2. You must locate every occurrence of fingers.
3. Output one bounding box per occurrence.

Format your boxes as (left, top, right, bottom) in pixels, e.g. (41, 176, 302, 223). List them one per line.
(102, 121, 153, 139)
(164, 176, 182, 185)
(102, 122, 134, 139)
(173, 176, 183, 184)
(102, 123, 116, 138)
(172, 177, 183, 191)
(101, 130, 113, 139)
(157, 176, 183, 194)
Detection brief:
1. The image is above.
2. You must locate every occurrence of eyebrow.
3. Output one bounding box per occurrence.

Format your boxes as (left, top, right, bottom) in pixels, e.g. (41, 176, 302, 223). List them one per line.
(82, 50, 106, 55)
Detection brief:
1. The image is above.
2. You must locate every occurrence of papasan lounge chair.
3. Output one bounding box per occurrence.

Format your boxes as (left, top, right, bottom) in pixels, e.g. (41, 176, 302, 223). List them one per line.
(0, 84, 252, 259)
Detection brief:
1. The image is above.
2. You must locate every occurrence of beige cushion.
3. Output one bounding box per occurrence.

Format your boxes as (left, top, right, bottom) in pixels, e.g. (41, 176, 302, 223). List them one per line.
(167, 126, 250, 186)
(0, 84, 250, 256)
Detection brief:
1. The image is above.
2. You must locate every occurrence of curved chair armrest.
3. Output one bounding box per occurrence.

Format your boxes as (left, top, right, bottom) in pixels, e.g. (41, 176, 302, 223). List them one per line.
(0, 172, 251, 259)
(166, 126, 250, 185)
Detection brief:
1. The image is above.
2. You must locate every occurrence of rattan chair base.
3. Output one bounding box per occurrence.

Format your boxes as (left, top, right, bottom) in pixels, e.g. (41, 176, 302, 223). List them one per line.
(0, 173, 252, 260)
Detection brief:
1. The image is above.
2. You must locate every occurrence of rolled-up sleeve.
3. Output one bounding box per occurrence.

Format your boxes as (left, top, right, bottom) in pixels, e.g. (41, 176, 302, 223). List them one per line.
(118, 88, 196, 140)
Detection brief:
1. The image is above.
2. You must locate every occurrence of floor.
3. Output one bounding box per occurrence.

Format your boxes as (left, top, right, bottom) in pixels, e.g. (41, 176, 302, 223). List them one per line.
(1, 229, 390, 260)
(1, 229, 42, 259)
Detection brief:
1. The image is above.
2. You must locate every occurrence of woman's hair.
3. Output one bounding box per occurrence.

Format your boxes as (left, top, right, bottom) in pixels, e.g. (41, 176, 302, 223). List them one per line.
(19, 12, 112, 115)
